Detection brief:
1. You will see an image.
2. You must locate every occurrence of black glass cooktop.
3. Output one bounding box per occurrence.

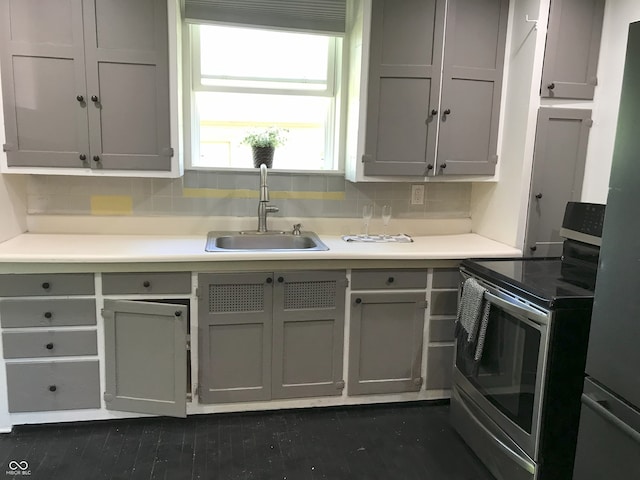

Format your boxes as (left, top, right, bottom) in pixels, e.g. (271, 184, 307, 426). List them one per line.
(461, 257, 595, 309)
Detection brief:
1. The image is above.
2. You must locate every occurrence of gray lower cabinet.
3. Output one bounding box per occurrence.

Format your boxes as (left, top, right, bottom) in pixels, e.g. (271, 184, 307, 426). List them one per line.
(198, 271, 346, 404)
(272, 271, 346, 399)
(6, 361, 100, 413)
(0, 0, 171, 171)
(425, 268, 459, 391)
(198, 272, 273, 403)
(362, 0, 507, 177)
(102, 300, 188, 418)
(348, 291, 426, 395)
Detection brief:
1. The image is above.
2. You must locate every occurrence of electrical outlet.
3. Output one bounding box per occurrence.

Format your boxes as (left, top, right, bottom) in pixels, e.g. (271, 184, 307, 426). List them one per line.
(411, 184, 425, 205)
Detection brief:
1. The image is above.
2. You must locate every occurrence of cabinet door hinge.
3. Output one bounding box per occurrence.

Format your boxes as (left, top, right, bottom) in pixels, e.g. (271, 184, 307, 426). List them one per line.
(103, 392, 114, 403)
(2, 143, 13, 152)
(418, 301, 428, 309)
(490, 154, 498, 164)
(162, 147, 174, 157)
(186, 392, 193, 401)
(339, 278, 349, 289)
(413, 377, 424, 388)
(585, 119, 594, 128)
(101, 308, 114, 319)
(186, 334, 191, 350)
(194, 384, 201, 397)
(335, 380, 345, 390)
(361, 154, 373, 163)
(195, 287, 200, 298)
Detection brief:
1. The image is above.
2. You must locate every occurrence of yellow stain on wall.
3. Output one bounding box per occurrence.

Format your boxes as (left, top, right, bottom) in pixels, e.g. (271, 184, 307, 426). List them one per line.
(90, 195, 133, 215)
(182, 188, 344, 201)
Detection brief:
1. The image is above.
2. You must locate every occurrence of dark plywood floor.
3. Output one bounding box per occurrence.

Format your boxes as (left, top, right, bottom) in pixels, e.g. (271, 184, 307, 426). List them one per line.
(0, 402, 494, 480)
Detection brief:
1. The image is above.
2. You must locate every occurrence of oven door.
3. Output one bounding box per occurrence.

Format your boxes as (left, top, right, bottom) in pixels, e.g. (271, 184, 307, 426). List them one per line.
(453, 273, 550, 462)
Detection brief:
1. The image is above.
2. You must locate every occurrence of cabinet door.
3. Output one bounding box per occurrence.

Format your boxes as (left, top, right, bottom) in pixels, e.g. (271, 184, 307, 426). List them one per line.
(82, 0, 172, 171)
(436, 0, 508, 176)
(363, 0, 445, 176)
(524, 108, 591, 257)
(348, 292, 426, 395)
(272, 271, 346, 399)
(541, 0, 605, 100)
(102, 299, 187, 417)
(0, 0, 90, 168)
(198, 272, 273, 403)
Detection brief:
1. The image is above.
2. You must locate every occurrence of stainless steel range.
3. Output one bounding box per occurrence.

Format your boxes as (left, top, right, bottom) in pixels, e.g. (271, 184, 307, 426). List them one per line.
(451, 202, 605, 480)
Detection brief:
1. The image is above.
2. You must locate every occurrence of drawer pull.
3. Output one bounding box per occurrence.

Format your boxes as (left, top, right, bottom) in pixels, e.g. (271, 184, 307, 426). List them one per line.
(45, 343, 54, 350)
(355, 298, 362, 304)
(387, 277, 395, 284)
(143, 281, 151, 288)
(277, 277, 284, 283)
(44, 312, 53, 319)
(266, 277, 273, 284)
(48, 385, 57, 392)
(174, 311, 182, 317)
(42, 282, 51, 290)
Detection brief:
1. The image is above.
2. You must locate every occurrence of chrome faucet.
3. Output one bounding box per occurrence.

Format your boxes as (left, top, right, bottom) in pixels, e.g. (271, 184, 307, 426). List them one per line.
(257, 163, 279, 232)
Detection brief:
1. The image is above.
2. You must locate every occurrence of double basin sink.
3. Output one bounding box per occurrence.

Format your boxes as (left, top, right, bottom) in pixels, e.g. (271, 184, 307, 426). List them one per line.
(206, 231, 329, 252)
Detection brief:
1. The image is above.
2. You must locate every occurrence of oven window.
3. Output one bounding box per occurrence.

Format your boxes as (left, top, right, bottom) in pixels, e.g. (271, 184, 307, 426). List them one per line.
(456, 306, 541, 433)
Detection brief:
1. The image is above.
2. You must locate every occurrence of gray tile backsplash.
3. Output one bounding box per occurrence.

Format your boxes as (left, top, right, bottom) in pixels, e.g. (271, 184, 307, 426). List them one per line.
(26, 171, 471, 218)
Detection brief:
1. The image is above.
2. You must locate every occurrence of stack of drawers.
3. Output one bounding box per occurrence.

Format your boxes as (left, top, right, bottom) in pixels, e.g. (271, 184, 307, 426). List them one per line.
(0, 274, 100, 413)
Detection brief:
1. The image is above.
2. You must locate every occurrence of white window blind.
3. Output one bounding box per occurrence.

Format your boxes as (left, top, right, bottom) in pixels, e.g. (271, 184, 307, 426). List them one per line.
(184, 0, 347, 34)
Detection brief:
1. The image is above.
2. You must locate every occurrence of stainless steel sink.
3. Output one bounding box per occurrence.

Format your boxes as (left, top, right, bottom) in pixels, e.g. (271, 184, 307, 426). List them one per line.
(205, 231, 329, 252)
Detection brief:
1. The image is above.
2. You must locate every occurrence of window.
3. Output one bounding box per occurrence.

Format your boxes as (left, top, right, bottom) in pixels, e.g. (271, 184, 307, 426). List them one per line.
(188, 24, 343, 172)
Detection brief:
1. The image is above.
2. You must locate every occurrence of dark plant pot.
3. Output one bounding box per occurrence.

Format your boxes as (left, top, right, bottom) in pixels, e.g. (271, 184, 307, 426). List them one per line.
(252, 146, 275, 168)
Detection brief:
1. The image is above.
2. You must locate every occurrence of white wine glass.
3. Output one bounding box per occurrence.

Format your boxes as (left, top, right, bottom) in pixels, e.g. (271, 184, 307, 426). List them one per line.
(382, 205, 392, 238)
(362, 204, 373, 237)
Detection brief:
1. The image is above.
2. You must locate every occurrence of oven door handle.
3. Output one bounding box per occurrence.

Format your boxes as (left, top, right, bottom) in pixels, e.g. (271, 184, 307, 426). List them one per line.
(456, 387, 536, 474)
(484, 290, 549, 325)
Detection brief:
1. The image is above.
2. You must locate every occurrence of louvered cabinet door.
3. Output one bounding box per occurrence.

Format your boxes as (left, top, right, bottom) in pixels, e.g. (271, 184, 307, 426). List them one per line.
(198, 272, 273, 404)
(271, 271, 347, 399)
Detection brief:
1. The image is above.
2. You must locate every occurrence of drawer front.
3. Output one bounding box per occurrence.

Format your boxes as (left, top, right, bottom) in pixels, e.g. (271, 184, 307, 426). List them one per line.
(102, 272, 191, 295)
(351, 269, 426, 290)
(0, 299, 96, 328)
(432, 268, 460, 289)
(426, 345, 454, 390)
(429, 318, 456, 342)
(430, 290, 458, 315)
(6, 361, 100, 412)
(0, 274, 95, 297)
(3, 331, 97, 359)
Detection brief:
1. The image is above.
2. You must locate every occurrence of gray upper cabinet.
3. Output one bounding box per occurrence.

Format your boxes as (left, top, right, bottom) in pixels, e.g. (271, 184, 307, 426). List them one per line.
(272, 271, 346, 399)
(436, 0, 508, 176)
(0, 0, 172, 171)
(541, 0, 605, 100)
(102, 299, 188, 418)
(524, 108, 592, 256)
(0, 0, 89, 167)
(362, 0, 507, 177)
(363, 0, 445, 176)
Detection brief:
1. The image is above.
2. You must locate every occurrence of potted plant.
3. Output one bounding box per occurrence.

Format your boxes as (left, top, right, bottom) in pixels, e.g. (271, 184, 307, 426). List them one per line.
(241, 127, 287, 168)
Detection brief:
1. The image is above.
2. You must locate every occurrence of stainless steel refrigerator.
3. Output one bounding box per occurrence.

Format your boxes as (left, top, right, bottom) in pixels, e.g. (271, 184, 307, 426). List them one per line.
(572, 20, 640, 479)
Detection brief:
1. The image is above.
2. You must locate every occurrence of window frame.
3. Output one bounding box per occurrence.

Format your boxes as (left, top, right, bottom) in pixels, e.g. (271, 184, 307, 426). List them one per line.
(185, 23, 346, 174)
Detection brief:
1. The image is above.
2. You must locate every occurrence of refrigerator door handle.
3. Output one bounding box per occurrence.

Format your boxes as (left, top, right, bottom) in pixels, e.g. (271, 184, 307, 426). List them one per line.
(582, 393, 640, 445)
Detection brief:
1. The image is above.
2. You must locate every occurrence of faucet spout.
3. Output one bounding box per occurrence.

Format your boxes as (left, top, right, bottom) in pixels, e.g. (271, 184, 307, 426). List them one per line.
(257, 163, 278, 232)
(259, 163, 269, 202)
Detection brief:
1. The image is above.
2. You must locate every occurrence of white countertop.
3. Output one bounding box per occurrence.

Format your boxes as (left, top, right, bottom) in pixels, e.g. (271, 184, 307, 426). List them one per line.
(0, 233, 521, 263)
